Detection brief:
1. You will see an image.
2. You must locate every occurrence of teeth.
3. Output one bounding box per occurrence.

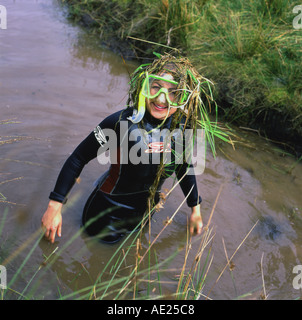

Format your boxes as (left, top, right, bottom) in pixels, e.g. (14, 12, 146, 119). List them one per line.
(154, 104, 166, 109)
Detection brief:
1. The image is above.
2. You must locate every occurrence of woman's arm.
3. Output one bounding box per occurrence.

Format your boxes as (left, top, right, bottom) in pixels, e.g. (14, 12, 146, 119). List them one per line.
(175, 164, 203, 236)
(41, 130, 101, 242)
(49, 131, 101, 204)
(41, 109, 126, 242)
(41, 133, 98, 243)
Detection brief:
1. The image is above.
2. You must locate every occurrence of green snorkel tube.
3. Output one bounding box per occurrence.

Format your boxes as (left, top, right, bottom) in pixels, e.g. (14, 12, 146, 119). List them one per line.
(127, 88, 146, 124)
(127, 69, 147, 124)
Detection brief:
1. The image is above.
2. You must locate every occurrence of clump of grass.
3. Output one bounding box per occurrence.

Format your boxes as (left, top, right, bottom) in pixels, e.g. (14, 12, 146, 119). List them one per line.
(190, 0, 302, 148)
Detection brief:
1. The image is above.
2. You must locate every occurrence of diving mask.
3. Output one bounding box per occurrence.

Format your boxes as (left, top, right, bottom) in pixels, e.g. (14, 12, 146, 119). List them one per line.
(141, 73, 191, 109)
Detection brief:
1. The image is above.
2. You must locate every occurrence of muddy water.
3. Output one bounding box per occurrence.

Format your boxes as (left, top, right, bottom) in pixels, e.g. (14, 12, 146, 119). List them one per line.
(1, 0, 302, 300)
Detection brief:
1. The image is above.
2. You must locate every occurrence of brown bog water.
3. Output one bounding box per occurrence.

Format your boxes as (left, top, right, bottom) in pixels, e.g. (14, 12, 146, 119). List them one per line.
(1, 0, 302, 300)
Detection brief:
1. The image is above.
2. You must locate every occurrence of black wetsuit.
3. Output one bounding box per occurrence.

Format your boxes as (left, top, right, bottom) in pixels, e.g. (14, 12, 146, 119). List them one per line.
(49, 108, 201, 242)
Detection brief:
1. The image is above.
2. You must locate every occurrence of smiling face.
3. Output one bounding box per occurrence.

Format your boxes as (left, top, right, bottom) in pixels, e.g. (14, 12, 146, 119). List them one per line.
(145, 72, 178, 120)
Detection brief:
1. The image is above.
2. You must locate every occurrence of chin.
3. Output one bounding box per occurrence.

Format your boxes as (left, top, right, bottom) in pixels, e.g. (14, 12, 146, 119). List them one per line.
(148, 102, 172, 120)
(150, 110, 169, 120)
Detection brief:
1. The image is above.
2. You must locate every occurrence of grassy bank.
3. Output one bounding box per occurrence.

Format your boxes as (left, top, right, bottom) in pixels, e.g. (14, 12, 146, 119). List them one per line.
(62, 0, 302, 153)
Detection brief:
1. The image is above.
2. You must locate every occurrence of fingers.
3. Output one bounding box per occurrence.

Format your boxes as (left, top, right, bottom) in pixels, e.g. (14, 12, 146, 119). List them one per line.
(190, 224, 202, 235)
(42, 226, 55, 243)
(41, 224, 61, 243)
(195, 221, 203, 235)
(190, 218, 203, 236)
(50, 227, 57, 243)
(189, 223, 195, 236)
(41, 207, 62, 243)
(41, 200, 63, 243)
(57, 223, 62, 238)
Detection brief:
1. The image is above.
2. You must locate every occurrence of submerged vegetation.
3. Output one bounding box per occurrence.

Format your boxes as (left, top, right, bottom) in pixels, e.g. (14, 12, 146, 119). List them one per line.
(62, 0, 302, 153)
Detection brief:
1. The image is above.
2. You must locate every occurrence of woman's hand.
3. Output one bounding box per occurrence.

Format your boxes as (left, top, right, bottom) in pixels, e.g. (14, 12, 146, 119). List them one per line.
(189, 204, 203, 236)
(41, 200, 63, 243)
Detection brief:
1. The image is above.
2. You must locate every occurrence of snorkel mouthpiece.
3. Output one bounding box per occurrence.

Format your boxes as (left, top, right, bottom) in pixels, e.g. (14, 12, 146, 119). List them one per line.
(127, 89, 146, 124)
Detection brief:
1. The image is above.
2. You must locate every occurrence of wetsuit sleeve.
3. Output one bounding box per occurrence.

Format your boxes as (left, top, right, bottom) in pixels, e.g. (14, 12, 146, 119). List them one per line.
(175, 164, 202, 208)
(49, 110, 123, 203)
(49, 131, 100, 203)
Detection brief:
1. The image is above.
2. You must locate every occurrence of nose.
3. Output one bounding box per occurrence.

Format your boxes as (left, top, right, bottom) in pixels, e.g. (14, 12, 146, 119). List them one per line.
(157, 91, 167, 104)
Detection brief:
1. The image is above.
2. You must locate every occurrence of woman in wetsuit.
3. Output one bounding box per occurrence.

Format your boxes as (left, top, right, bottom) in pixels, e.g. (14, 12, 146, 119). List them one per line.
(41, 53, 217, 243)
